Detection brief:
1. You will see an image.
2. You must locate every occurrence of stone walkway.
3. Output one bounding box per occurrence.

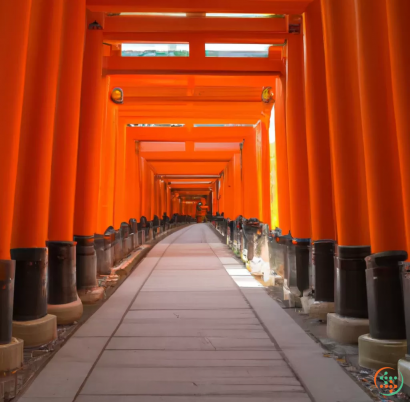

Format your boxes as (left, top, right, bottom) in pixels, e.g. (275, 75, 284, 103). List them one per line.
(19, 224, 371, 402)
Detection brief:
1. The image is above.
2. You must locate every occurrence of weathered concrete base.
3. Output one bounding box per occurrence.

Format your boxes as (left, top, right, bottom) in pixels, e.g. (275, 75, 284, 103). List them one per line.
(0, 338, 24, 373)
(287, 291, 302, 308)
(12, 315, 57, 348)
(47, 296, 83, 325)
(398, 358, 410, 394)
(358, 334, 407, 370)
(300, 296, 315, 314)
(309, 301, 334, 321)
(111, 245, 151, 277)
(327, 313, 369, 344)
(77, 287, 105, 304)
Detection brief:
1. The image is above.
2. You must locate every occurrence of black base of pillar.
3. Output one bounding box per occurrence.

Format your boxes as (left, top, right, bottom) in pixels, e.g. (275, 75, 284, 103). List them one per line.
(313, 240, 335, 302)
(401, 262, 410, 355)
(335, 245, 370, 318)
(94, 234, 112, 275)
(10, 248, 47, 321)
(47, 241, 77, 305)
(0, 260, 15, 344)
(294, 239, 310, 296)
(113, 229, 123, 264)
(366, 250, 407, 340)
(74, 236, 97, 290)
(120, 222, 131, 257)
(104, 229, 115, 268)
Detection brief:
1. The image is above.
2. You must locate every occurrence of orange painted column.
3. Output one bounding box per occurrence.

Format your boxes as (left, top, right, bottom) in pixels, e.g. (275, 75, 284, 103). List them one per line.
(134, 142, 142, 219)
(386, 0, 410, 255)
(242, 134, 260, 220)
(97, 92, 117, 233)
(74, 28, 104, 237)
(321, 0, 370, 321)
(303, 0, 336, 303)
(225, 160, 234, 220)
(233, 153, 243, 219)
(49, 0, 86, 241)
(166, 185, 171, 216)
(140, 158, 147, 218)
(46, 0, 86, 317)
(303, 0, 335, 242)
(12, 1, 63, 249)
(0, 0, 32, 262)
(124, 136, 136, 221)
(274, 77, 291, 235)
(355, 0, 407, 345)
(11, 0, 63, 324)
(285, 35, 311, 239)
(260, 118, 272, 227)
(355, 0, 406, 254)
(73, 25, 104, 294)
(321, 0, 369, 248)
(114, 122, 127, 228)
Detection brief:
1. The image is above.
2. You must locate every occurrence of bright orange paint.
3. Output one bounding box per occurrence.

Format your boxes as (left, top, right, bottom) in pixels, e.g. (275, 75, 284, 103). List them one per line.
(11, 0, 64, 249)
(274, 76, 291, 235)
(303, 0, 335, 241)
(0, 0, 32, 259)
(74, 28, 104, 237)
(48, 0, 86, 241)
(285, 34, 311, 239)
(387, 0, 410, 256)
(355, 0, 406, 253)
(97, 87, 117, 233)
(113, 122, 127, 227)
(321, 0, 370, 247)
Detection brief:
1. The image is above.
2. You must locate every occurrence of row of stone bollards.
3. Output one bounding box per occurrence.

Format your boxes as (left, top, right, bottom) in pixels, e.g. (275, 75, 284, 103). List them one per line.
(0, 212, 193, 386)
(211, 215, 410, 389)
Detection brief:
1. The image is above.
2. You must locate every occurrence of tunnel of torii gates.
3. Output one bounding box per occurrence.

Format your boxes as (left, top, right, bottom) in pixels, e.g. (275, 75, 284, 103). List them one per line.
(1, 0, 410, 381)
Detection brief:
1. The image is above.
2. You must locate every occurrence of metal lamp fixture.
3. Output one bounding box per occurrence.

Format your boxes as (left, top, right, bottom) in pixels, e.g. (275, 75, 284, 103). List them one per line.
(111, 87, 124, 104)
(261, 86, 274, 103)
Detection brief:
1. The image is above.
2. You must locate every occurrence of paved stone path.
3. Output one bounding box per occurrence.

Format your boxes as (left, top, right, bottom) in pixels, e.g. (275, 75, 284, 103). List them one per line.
(20, 224, 372, 402)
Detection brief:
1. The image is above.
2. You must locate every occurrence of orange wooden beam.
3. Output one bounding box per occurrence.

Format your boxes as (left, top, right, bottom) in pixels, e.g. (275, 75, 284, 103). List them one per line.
(104, 56, 283, 75)
(104, 32, 288, 45)
(104, 16, 287, 33)
(148, 161, 227, 175)
(127, 126, 253, 142)
(141, 151, 236, 161)
(109, 73, 278, 88)
(87, 0, 312, 14)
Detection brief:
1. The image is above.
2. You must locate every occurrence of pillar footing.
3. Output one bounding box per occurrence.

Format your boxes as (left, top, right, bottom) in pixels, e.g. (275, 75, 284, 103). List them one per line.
(309, 301, 334, 321)
(12, 315, 57, 348)
(47, 296, 83, 325)
(0, 338, 24, 373)
(398, 359, 410, 394)
(358, 334, 407, 370)
(78, 286, 104, 304)
(327, 313, 369, 344)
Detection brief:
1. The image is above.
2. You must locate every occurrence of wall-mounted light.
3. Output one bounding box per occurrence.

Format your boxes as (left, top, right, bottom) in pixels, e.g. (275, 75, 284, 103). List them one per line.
(261, 86, 274, 103)
(111, 87, 124, 104)
(89, 20, 103, 30)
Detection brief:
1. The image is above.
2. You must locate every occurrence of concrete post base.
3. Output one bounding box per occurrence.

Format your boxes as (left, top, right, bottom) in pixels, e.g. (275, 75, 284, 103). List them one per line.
(398, 358, 410, 394)
(47, 296, 83, 325)
(12, 315, 57, 348)
(327, 313, 369, 344)
(358, 334, 407, 370)
(309, 301, 335, 321)
(77, 286, 104, 304)
(0, 338, 24, 373)
(301, 296, 315, 314)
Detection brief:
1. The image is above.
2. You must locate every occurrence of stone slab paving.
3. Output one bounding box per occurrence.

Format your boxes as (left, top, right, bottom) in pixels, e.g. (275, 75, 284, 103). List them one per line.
(19, 224, 371, 402)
